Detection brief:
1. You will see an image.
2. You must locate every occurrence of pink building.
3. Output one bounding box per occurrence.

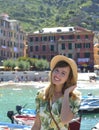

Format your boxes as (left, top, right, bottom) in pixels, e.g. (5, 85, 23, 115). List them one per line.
(28, 26, 94, 72)
(0, 14, 26, 64)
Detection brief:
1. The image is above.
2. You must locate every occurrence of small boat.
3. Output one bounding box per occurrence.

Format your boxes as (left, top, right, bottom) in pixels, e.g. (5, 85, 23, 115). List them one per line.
(13, 114, 35, 126)
(79, 95, 99, 113)
(7, 105, 81, 129)
(7, 105, 36, 126)
(91, 122, 99, 130)
(7, 110, 36, 126)
(0, 122, 31, 130)
(21, 108, 36, 115)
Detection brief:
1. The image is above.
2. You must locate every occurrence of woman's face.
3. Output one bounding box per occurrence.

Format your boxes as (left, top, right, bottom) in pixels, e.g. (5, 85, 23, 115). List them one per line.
(52, 66, 70, 86)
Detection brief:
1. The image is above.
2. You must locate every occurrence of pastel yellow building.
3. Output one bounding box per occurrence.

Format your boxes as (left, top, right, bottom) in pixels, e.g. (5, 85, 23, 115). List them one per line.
(94, 43, 99, 66)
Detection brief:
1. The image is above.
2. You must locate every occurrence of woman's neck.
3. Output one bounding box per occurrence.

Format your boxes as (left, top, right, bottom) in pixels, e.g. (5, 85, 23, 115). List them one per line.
(54, 85, 63, 93)
(52, 91, 63, 103)
(54, 89, 62, 97)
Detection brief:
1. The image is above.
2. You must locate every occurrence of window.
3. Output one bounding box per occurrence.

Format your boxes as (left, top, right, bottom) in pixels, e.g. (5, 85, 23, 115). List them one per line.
(78, 43, 82, 48)
(84, 52, 90, 58)
(61, 36, 64, 40)
(42, 45, 46, 51)
(68, 43, 72, 49)
(77, 53, 80, 58)
(35, 46, 39, 51)
(57, 29, 62, 32)
(29, 37, 33, 42)
(35, 37, 39, 41)
(83, 43, 90, 48)
(85, 35, 88, 39)
(86, 43, 90, 48)
(62, 43, 65, 50)
(30, 46, 33, 52)
(77, 35, 80, 39)
(68, 35, 74, 39)
(50, 45, 54, 51)
(68, 53, 72, 58)
(49, 36, 55, 42)
(42, 36, 47, 41)
(42, 55, 46, 59)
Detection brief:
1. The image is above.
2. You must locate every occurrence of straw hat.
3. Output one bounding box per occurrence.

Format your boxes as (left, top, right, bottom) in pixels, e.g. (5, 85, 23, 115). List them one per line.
(50, 55, 78, 82)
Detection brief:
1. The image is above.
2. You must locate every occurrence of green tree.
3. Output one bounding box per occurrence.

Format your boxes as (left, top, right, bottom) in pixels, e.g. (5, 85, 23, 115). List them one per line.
(35, 59, 49, 70)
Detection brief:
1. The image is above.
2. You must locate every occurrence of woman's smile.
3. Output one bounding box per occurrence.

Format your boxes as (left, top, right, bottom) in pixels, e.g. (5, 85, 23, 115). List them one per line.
(54, 76, 60, 81)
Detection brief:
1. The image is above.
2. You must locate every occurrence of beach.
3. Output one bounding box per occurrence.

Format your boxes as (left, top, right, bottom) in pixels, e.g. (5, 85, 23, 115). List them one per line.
(0, 72, 99, 90)
(0, 71, 98, 82)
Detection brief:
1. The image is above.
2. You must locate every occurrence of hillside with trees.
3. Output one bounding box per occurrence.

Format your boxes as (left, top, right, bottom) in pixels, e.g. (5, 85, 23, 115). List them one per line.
(0, 0, 99, 32)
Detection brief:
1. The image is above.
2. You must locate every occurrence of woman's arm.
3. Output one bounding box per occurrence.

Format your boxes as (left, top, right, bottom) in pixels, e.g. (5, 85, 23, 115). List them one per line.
(31, 114, 41, 130)
(60, 85, 77, 124)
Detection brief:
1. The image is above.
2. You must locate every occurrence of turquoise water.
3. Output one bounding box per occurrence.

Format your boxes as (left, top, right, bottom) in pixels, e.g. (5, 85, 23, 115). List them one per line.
(0, 84, 99, 130)
(0, 85, 37, 122)
(77, 88, 99, 130)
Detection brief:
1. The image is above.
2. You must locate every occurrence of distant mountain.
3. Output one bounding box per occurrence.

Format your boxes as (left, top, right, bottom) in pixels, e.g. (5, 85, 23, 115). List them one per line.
(0, 0, 99, 32)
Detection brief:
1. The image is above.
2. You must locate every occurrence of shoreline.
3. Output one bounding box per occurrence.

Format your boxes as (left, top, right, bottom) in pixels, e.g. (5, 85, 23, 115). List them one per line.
(0, 80, 99, 89)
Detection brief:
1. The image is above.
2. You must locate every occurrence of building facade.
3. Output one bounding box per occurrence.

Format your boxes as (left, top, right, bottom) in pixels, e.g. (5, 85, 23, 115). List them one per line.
(94, 43, 99, 65)
(28, 26, 94, 72)
(0, 14, 26, 65)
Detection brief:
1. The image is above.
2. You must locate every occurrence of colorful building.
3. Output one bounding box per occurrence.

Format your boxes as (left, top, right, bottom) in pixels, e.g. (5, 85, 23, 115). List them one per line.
(0, 14, 26, 64)
(28, 26, 94, 72)
(94, 43, 99, 65)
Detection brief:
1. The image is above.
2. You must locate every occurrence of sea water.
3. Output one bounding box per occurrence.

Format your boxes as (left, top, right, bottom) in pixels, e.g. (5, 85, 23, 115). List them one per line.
(0, 82, 99, 130)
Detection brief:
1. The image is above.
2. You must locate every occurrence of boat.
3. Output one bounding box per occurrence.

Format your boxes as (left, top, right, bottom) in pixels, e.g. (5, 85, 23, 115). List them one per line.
(7, 105, 81, 130)
(79, 95, 99, 113)
(0, 122, 31, 130)
(9, 113, 81, 130)
(7, 105, 36, 126)
(13, 114, 35, 126)
(91, 122, 99, 130)
(7, 111, 36, 126)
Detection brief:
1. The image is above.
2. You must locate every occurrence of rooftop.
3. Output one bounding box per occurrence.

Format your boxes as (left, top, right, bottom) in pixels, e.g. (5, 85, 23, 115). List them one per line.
(34, 27, 75, 34)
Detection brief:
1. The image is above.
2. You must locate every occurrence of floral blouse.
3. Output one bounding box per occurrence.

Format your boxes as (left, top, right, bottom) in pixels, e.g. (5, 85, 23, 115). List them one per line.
(35, 89, 81, 130)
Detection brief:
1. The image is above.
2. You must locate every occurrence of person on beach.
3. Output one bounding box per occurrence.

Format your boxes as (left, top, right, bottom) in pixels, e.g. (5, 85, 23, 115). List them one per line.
(31, 55, 81, 130)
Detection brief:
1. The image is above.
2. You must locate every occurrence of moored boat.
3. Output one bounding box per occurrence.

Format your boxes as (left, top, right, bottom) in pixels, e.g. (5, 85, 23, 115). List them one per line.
(0, 122, 31, 130)
(13, 114, 35, 126)
(7, 110, 36, 126)
(91, 122, 99, 130)
(79, 95, 99, 113)
(7, 105, 81, 130)
(7, 105, 36, 126)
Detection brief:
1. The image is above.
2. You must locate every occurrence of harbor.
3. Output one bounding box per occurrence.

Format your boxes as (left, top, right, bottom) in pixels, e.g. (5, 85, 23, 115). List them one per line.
(0, 72, 99, 130)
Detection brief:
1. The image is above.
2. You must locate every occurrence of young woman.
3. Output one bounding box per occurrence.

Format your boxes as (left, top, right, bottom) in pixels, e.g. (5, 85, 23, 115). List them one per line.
(31, 55, 81, 130)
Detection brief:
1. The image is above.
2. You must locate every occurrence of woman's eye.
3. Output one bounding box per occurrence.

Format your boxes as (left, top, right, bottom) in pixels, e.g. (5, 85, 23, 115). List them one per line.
(55, 69, 58, 73)
(61, 72, 65, 76)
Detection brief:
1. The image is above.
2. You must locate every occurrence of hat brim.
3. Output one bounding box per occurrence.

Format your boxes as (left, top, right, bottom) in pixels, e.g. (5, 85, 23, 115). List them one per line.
(50, 55, 78, 82)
